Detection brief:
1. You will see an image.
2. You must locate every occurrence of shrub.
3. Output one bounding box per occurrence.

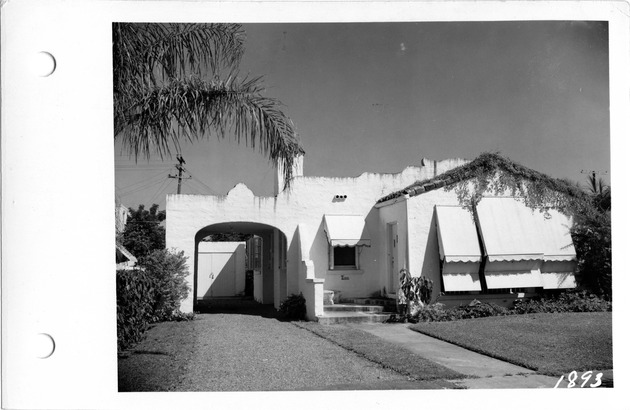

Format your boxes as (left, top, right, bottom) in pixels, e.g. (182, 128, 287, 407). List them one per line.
(399, 269, 433, 308)
(458, 301, 510, 319)
(117, 249, 193, 351)
(116, 268, 155, 351)
(390, 291, 607, 324)
(138, 249, 190, 322)
(279, 293, 307, 320)
(512, 290, 611, 314)
(571, 209, 612, 299)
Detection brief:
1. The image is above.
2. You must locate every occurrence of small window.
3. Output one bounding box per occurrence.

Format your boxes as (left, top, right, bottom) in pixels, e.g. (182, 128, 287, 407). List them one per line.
(329, 245, 359, 269)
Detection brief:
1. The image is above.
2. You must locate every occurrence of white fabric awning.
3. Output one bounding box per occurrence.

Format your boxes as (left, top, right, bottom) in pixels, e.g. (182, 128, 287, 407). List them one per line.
(435, 206, 482, 263)
(476, 198, 546, 263)
(541, 272, 577, 289)
(324, 215, 371, 247)
(535, 209, 577, 262)
(485, 269, 544, 289)
(435, 206, 483, 291)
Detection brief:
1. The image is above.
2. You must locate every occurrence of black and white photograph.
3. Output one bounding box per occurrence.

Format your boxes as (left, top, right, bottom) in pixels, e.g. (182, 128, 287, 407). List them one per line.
(114, 20, 612, 391)
(2, 1, 628, 409)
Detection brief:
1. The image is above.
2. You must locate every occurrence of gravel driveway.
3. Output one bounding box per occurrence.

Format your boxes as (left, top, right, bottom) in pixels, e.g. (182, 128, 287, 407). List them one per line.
(118, 310, 412, 391)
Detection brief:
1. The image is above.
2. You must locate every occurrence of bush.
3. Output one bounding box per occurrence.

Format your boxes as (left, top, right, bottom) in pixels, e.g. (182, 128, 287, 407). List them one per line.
(399, 269, 433, 310)
(116, 269, 155, 351)
(512, 290, 611, 314)
(386, 290, 608, 325)
(571, 209, 612, 299)
(279, 293, 307, 320)
(117, 249, 193, 351)
(138, 249, 190, 322)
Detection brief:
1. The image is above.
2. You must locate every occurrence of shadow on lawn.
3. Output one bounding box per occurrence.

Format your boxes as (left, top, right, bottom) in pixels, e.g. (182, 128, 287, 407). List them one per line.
(194, 297, 288, 320)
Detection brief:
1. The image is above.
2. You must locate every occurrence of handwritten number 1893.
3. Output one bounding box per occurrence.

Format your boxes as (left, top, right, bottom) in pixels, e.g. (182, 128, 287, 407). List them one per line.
(554, 371, 602, 388)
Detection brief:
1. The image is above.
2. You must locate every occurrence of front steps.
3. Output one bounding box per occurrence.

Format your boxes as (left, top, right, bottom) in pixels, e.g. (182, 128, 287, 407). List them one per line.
(317, 299, 397, 325)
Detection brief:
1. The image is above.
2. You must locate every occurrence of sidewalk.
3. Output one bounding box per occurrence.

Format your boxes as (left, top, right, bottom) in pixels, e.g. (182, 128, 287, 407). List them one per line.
(348, 323, 567, 389)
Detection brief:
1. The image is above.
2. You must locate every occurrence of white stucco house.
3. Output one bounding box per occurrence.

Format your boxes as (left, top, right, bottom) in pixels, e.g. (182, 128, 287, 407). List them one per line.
(166, 153, 580, 320)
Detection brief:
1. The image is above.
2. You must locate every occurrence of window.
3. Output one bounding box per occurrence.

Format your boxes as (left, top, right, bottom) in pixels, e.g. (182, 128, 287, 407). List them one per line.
(329, 245, 359, 270)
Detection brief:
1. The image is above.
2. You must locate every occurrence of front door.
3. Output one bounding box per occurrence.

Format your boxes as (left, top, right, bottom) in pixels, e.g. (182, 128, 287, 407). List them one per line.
(387, 223, 399, 293)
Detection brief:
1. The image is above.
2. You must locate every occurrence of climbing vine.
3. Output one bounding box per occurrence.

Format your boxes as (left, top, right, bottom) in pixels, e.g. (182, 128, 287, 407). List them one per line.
(438, 153, 592, 216)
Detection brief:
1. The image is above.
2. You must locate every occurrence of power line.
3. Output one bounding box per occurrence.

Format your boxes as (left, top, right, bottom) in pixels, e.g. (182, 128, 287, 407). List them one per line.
(182, 166, 219, 195)
(148, 176, 171, 205)
(118, 169, 171, 193)
(118, 176, 168, 198)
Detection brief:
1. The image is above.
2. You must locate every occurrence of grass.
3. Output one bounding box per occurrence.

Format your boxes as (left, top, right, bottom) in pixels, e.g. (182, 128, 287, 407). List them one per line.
(409, 312, 612, 376)
(294, 322, 467, 382)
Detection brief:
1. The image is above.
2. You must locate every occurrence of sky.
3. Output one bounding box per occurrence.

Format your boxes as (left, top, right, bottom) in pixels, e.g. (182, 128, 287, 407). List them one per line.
(115, 21, 610, 210)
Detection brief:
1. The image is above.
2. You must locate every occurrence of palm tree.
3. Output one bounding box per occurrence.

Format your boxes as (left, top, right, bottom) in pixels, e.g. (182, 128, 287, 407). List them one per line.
(113, 23, 304, 187)
(585, 172, 611, 212)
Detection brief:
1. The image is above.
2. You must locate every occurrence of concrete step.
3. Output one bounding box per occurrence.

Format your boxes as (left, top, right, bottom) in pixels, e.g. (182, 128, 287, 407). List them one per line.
(317, 311, 393, 325)
(347, 298, 397, 312)
(324, 304, 385, 313)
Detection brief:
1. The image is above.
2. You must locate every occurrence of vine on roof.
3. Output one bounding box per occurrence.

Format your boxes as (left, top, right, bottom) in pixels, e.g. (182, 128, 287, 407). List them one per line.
(434, 152, 592, 216)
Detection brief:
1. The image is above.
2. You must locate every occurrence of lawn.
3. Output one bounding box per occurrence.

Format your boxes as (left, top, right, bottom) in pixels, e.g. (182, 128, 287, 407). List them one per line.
(409, 312, 612, 376)
(294, 321, 466, 382)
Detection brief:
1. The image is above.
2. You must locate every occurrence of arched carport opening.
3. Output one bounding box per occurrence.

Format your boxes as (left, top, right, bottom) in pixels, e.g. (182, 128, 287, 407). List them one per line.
(194, 222, 289, 314)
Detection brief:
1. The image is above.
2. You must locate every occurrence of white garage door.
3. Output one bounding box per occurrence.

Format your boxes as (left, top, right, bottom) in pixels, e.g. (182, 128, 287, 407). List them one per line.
(197, 252, 236, 298)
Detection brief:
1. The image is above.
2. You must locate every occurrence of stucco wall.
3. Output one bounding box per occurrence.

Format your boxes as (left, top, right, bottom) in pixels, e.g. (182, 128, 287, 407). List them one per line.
(166, 158, 468, 313)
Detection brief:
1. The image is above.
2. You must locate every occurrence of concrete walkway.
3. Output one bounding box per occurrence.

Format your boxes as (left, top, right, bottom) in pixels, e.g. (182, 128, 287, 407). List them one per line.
(348, 323, 567, 389)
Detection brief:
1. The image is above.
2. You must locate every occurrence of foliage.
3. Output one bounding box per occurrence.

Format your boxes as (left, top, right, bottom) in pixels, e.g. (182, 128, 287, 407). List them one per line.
(399, 269, 433, 307)
(381, 152, 591, 214)
(121, 204, 166, 259)
(387, 290, 610, 324)
(571, 210, 612, 299)
(117, 249, 193, 351)
(585, 172, 611, 212)
(113, 23, 304, 188)
(406, 301, 509, 323)
(138, 249, 191, 322)
(512, 290, 611, 314)
(202, 232, 252, 242)
(278, 293, 307, 320)
(117, 269, 156, 351)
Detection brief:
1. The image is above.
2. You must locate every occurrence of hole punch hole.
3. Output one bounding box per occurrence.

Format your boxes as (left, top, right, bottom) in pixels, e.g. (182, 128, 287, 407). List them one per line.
(35, 333, 55, 359)
(33, 52, 56, 77)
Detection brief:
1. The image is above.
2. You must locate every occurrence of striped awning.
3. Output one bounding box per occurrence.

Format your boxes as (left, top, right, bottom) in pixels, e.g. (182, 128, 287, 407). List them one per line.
(476, 198, 545, 263)
(324, 215, 371, 247)
(435, 206, 483, 291)
(435, 206, 483, 263)
(476, 197, 577, 289)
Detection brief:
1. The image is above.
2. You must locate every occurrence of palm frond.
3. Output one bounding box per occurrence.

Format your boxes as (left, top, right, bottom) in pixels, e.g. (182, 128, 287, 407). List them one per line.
(117, 76, 305, 185)
(113, 23, 246, 135)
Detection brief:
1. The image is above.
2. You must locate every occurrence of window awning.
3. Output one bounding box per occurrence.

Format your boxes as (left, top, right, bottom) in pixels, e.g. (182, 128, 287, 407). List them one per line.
(435, 206, 482, 263)
(536, 209, 577, 263)
(324, 215, 371, 247)
(435, 206, 483, 291)
(541, 271, 577, 289)
(476, 198, 546, 263)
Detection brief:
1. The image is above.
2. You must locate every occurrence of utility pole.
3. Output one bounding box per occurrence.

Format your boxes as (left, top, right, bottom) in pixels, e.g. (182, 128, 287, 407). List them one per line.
(169, 155, 189, 194)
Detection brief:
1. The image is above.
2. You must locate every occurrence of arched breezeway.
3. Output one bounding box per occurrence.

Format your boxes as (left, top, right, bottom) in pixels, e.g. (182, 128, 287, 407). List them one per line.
(194, 222, 289, 312)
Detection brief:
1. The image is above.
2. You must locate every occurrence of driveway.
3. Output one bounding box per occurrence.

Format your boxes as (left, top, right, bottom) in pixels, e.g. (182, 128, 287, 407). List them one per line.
(118, 307, 447, 391)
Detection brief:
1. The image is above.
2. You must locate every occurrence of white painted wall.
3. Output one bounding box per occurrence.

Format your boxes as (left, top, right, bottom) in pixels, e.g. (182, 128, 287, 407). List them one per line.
(166, 157, 468, 313)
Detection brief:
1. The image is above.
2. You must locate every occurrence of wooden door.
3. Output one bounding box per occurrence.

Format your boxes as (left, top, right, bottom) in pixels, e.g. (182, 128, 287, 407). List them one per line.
(197, 252, 236, 298)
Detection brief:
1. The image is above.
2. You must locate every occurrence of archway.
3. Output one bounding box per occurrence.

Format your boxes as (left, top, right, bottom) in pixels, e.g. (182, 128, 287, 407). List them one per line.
(194, 222, 289, 313)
